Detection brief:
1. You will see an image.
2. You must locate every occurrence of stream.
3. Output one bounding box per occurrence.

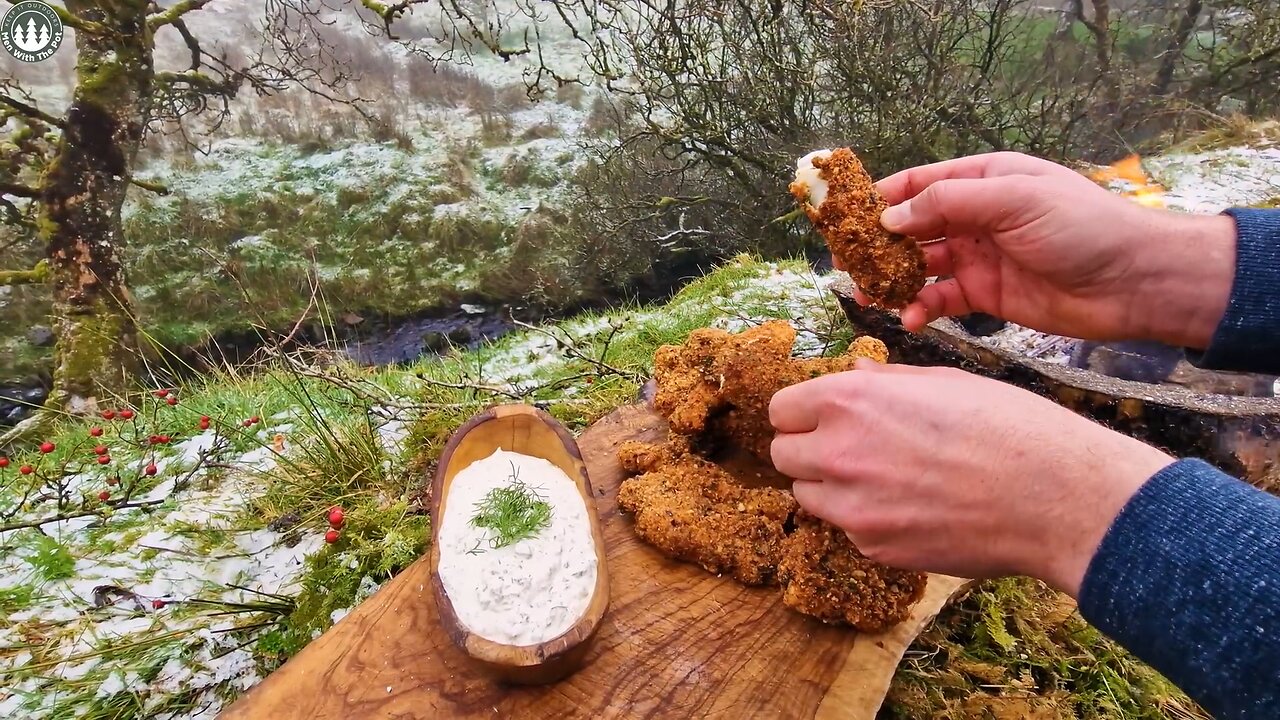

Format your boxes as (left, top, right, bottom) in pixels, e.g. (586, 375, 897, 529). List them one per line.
(0, 305, 521, 428)
(0, 251, 835, 428)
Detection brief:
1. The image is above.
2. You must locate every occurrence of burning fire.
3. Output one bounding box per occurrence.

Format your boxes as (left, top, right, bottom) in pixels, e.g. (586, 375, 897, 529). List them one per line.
(1089, 154, 1166, 208)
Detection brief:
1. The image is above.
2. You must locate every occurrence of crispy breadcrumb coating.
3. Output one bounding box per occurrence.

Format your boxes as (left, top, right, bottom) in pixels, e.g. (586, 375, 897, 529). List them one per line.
(617, 439, 797, 585)
(778, 512, 927, 632)
(789, 148, 926, 309)
(652, 320, 888, 465)
(616, 438, 927, 628)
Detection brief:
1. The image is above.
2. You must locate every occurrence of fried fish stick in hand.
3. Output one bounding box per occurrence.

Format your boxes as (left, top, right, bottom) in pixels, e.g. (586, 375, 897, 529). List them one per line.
(790, 148, 926, 308)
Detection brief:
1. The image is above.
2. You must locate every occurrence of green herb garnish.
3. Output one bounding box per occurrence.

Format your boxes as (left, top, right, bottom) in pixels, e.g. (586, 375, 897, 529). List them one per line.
(469, 461, 552, 550)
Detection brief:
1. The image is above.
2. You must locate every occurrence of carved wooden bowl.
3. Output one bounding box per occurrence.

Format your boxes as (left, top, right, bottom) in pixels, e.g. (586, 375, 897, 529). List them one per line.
(429, 404, 610, 684)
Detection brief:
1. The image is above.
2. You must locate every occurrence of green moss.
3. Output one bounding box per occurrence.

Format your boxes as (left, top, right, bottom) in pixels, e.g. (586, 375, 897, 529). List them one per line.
(887, 578, 1206, 719)
(261, 502, 430, 667)
(25, 532, 76, 582)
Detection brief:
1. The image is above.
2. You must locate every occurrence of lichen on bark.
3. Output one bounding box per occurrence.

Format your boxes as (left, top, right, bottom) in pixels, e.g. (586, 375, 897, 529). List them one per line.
(36, 0, 154, 415)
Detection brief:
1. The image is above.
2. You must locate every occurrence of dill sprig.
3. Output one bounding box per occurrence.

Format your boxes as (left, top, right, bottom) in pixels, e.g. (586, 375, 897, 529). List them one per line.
(468, 461, 552, 550)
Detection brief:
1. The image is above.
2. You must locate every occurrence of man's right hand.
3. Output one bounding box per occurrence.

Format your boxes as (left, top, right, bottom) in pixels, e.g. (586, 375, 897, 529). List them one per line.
(861, 152, 1237, 349)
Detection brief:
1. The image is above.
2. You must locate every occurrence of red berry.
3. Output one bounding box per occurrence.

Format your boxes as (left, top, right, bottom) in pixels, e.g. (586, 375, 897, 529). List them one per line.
(155, 389, 169, 398)
(98, 490, 110, 501)
(241, 419, 253, 427)
(166, 396, 178, 406)
(39, 442, 55, 454)
(119, 409, 134, 420)
(101, 410, 115, 420)
(149, 435, 161, 445)
(198, 420, 210, 430)
(145, 463, 157, 476)
(151, 599, 166, 609)
(159, 435, 170, 444)
(250, 416, 261, 424)
(89, 427, 103, 437)
(328, 508, 345, 528)
(324, 529, 340, 544)
(19, 465, 33, 475)
(106, 476, 119, 486)
(93, 445, 108, 455)
(97, 455, 111, 465)
(0, 457, 8, 468)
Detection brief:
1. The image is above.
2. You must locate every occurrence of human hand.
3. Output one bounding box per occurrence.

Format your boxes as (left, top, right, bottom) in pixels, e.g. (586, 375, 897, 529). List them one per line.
(843, 152, 1236, 349)
(769, 361, 1173, 596)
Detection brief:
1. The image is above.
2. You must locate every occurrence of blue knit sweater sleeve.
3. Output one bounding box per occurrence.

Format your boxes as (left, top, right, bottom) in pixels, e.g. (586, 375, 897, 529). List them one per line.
(1078, 460, 1280, 719)
(1078, 208, 1280, 719)
(1187, 208, 1280, 373)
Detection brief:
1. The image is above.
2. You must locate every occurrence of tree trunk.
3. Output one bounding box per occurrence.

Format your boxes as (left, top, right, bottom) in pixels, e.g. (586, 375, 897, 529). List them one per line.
(1152, 0, 1202, 95)
(39, 1, 152, 415)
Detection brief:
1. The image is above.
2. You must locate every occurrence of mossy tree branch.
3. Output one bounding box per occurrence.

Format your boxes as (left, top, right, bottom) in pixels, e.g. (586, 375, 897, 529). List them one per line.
(0, 259, 50, 286)
(129, 177, 169, 195)
(0, 181, 40, 198)
(146, 0, 215, 30)
(50, 5, 113, 35)
(0, 93, 65, 129)
(358, 0, 427, 39)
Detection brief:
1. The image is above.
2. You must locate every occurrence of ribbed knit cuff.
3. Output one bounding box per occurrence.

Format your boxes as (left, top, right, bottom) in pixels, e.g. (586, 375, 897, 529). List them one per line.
(1187, 208, 1280, 373)
(1078, 458, 1280, 719)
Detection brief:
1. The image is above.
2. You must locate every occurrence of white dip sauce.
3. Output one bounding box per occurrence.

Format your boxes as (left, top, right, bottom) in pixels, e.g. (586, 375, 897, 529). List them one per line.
(795, 148, 834, 209)
(436, 449, 598, 645)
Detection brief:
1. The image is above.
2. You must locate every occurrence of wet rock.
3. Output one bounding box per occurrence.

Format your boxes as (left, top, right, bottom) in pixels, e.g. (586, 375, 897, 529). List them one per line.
(20, 386, 46, 404)
(268, 511, 302, 532)
(1072, 340, 1276, 396)
(446, 325, 473, 345)
(421, 331, 450, 353)
(26, 325, 54, 347)
(956, 313, 1007, 337)
(1070, 340, 1182, 384)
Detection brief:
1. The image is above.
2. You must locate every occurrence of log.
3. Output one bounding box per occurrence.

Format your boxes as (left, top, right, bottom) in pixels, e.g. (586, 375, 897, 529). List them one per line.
(832, 278, 1280, 492)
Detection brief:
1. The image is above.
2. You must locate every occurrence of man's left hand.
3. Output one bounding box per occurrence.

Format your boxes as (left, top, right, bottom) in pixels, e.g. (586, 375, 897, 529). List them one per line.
(769, 361, 1172, 596)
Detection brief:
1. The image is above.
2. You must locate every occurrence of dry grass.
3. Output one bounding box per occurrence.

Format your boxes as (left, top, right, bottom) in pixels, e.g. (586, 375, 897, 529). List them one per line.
(1165, 115, 1280, 154)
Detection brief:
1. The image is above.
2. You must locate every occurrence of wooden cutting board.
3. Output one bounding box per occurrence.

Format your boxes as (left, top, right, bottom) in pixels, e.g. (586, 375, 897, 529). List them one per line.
(223, 405, 971, 719)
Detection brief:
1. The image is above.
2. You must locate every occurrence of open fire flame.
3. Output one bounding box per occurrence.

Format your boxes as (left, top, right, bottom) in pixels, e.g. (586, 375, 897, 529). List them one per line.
(1089, 154, 1166, 208)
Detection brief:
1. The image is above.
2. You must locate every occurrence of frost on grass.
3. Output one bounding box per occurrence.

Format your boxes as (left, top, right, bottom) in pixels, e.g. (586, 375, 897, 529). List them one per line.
(455, 258, 851, 395)
(1146, 146, 1280, 213)
(0, 414, 325, 719)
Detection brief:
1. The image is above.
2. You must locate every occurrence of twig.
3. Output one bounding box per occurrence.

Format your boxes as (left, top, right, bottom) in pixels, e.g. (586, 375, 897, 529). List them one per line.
(0, 500, 166, 533)
(509, 317, 645, 383)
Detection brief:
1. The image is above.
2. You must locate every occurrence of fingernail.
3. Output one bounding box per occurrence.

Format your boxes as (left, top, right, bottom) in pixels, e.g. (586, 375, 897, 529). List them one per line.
(881, 202, 908, 230)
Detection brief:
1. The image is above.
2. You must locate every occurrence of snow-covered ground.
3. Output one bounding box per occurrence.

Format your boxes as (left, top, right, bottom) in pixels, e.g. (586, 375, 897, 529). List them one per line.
(0, 405, 411, 718)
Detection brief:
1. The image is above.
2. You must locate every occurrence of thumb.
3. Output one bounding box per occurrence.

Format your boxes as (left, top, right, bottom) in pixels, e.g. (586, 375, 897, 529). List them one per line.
(880, 175, 1039, 241)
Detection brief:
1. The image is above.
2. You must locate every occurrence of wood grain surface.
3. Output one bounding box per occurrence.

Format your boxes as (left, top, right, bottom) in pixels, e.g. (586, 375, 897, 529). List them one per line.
(223, 405, 971, 720)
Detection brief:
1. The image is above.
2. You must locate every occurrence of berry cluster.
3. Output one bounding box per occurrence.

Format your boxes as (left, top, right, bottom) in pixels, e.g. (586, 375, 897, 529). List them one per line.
(325, 505, 345, 544)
